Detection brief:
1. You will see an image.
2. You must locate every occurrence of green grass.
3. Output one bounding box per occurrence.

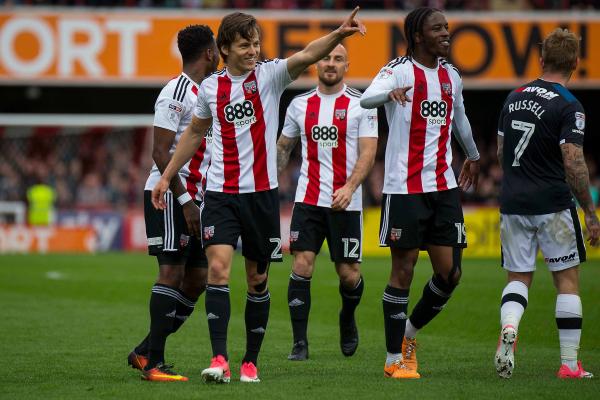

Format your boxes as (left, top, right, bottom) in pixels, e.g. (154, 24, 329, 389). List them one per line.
(0, 253, 599, 399)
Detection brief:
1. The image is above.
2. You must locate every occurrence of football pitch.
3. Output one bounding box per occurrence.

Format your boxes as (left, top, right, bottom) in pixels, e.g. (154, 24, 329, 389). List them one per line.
(1, 253, 599, 399)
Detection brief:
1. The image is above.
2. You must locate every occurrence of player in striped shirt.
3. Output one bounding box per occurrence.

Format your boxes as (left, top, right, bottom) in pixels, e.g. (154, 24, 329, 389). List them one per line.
(127, 25, 219, 382)
(152, 8, 366, 383)
(360, 7, 480, 379)
(277, 44, 378, 361)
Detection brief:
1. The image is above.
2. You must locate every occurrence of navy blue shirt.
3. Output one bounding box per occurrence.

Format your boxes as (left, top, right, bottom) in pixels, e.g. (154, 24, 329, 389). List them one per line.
(498, 79, 585, 214)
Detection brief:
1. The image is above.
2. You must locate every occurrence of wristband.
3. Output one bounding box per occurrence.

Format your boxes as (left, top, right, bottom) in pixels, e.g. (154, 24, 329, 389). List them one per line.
(177, 192, 193, 205)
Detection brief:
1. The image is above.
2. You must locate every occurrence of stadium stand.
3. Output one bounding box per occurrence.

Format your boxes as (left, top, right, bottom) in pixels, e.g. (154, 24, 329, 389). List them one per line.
(3, 0, 600, 9)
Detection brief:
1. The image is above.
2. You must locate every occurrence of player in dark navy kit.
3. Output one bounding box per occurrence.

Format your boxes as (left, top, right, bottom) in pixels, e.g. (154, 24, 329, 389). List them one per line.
(494, 28, 599, 380)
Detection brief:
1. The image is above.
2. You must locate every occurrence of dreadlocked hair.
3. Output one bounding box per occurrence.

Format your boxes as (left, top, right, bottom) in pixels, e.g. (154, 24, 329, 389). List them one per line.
(404, 7, 439, 57)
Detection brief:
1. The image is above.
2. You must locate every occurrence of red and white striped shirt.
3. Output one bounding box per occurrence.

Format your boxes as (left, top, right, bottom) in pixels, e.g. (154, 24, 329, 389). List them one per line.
(146, 72, 211, 201)
(194, 59, 292, 193)
(362, 57, 463, 194)
(282, 85, 378, 211)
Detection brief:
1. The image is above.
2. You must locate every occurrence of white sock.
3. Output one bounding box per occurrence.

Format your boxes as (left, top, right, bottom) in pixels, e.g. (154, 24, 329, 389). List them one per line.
(556, 294, 582, 370)
(404, 318, 418, 339)
(500, 281, 528, 331)
(386, 352, 402, 366)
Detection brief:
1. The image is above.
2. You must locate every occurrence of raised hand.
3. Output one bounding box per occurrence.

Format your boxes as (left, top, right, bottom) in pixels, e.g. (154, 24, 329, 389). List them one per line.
(338, 6, 366, 37)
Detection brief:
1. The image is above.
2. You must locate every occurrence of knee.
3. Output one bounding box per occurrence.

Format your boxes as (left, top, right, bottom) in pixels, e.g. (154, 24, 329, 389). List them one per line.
(292, 253, 314, 278)
(208, 259, 230, 284)
(448, 267, 462, 287)
(180, 270, 207, 299)
(338, 264, 361, 288)
(157, 267, 185, 287)
(247, 271, 268, 294)
(433, 270, 460, 295)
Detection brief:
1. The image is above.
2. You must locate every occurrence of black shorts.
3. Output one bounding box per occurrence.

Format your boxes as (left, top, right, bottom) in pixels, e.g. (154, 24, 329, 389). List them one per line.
(144, 191, 207, 268)
(201, 189, 283, 263)
(379, 188, 467, 249)
(289, 203, 362, 263)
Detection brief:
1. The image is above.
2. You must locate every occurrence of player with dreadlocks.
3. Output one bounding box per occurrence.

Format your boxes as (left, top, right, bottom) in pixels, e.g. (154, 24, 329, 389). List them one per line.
(361, 7, 480, 379)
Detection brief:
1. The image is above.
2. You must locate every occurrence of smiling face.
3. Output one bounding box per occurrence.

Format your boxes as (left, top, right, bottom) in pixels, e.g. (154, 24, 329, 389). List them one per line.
(222, 29, 260, 75)
(316, 44, 348, 88)
(416, 11, 450, 59)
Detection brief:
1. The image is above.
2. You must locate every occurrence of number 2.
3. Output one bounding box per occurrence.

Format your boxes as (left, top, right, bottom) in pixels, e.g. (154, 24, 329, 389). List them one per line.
(269, 238, 282, 259)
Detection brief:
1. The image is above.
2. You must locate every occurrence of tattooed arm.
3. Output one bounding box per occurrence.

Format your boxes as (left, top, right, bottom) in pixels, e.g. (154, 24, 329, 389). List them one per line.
(277, 135, 299, 175)
(561, 142, 600, 246)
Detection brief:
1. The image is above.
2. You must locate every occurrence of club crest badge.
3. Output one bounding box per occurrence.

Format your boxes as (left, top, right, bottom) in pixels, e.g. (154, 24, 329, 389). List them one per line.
(442, 82, 452, 96)
(575, 112, 585, 130)
(390, 228, 402, 241)
(290, 231, 299, 242)
(203, 226, 215, 240)
(243, 80, 257, 94)
(334, 109, 346, 120)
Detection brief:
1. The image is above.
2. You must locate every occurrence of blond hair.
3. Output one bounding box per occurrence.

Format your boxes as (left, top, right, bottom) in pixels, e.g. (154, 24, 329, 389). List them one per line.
(541, 28, 579, 76)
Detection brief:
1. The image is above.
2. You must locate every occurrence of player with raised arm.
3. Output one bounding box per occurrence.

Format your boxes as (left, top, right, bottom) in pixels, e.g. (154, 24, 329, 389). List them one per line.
(360, 7, 480, 379)
(151, 9, 365, 383)
(494, 28, 599, 380)
(128, 25, 219, 382)
(277, 44, 378, 361)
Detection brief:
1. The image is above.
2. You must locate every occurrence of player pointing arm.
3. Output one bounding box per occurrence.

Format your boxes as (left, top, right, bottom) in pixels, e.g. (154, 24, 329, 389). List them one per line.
(153, 8, 367, 384)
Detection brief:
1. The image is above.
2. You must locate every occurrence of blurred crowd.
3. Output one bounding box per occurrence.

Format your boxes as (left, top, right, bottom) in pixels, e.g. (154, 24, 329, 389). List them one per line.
(2, 126, 597, 210)
(3, 0, 600, 9)
(0, 127, 149, 211)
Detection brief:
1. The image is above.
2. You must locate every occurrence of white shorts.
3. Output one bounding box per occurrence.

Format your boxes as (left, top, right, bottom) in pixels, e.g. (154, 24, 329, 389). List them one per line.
(500, 208, 586, 272)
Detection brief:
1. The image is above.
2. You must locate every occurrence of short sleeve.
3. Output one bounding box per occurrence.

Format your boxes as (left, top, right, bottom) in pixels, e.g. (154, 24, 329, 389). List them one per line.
(358, 107, 379, 138)
(261, 58, 293, 96)
(281, 100, 300, 138)
(497, 104, 507, 137)
(194, 84, 212, 119)
(154, 97, 184, 132)
(559, 101, 585, 146)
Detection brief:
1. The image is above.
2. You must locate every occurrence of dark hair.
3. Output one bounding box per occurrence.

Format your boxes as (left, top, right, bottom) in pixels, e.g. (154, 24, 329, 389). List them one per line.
(177, 25, 215, 65)
(404, 7, 439, 57)
(217, 12, 260, 62)
(542, 28, 579, 76)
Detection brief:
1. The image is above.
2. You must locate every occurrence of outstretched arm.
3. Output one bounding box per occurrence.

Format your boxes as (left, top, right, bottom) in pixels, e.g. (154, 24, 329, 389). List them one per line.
(331, 137, 377, 210)
(286, 7, 366, 80)
(561, 143, 600, 246)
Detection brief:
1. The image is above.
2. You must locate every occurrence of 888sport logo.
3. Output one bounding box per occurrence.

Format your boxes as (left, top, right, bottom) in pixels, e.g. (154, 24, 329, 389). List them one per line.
(224, 100, 256, 127)
(420, 100, 447, 126)
(311, 125, 338, 148)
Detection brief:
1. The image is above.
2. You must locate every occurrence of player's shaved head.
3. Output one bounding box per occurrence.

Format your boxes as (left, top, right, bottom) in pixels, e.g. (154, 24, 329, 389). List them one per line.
(316, 44, 349, 88)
